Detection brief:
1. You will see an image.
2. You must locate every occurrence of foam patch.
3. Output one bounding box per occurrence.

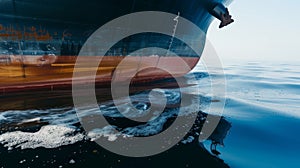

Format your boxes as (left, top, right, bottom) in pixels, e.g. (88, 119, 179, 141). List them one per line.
(0, 125, 84, 150)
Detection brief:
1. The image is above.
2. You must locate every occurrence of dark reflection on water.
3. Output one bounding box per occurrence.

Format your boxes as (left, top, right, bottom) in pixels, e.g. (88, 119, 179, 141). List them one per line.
(0, 74, 231, 168)
(0, 78, 183, 111)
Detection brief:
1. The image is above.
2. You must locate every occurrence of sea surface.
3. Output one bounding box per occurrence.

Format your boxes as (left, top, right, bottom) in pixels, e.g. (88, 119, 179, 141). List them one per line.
(0, 61, 299, 168)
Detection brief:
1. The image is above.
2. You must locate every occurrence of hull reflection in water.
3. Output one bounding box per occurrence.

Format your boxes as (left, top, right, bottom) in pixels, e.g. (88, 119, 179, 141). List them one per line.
(0, 73, 231, 167)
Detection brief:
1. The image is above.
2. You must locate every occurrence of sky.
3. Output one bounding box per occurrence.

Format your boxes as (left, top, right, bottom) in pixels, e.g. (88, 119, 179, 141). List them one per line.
(207, 0, 300, 63)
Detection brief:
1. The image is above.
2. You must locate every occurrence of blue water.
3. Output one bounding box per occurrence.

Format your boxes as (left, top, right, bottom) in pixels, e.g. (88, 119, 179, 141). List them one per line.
(0, 61, 299, 167)
(207, 61, 300, 168)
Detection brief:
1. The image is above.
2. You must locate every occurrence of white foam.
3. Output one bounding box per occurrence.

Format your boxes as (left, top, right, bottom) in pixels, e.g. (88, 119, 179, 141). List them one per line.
(87, 126, 120, 142)
(122, 115, 167, 136)
(0, 87, 210, 151)
(0, 125, 84, 150)
(69, 159, 76, 164)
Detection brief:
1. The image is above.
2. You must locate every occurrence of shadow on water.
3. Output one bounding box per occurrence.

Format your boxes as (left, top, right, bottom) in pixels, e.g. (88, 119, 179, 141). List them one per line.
(0, 74, 232, 168)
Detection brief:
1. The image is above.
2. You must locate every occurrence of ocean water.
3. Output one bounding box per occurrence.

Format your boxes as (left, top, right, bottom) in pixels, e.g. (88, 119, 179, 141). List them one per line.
(0, 61, 299, 168)
(212, 61, 300, 168)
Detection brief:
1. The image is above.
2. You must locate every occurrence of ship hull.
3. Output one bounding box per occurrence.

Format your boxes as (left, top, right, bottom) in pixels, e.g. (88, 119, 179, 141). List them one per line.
(0, 56, 199, 94)
(0, 0, 229, 93)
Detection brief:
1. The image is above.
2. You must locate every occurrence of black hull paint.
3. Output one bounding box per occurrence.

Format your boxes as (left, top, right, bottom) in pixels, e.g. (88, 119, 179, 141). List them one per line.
(0, 0, 228, 56)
